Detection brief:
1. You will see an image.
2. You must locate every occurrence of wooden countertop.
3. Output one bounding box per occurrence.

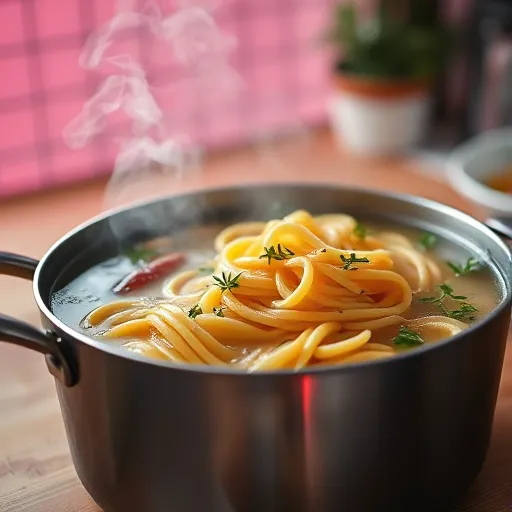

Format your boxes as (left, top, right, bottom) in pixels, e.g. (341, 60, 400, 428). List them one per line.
(0, 131, 511, 511)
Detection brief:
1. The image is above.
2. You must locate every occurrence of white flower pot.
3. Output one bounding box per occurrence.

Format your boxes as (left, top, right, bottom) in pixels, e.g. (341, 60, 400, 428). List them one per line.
(328, 75, 431, 156)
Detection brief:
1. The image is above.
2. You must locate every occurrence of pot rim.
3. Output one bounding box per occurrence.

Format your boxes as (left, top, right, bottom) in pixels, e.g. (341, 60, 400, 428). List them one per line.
(33, 182, 512, 377)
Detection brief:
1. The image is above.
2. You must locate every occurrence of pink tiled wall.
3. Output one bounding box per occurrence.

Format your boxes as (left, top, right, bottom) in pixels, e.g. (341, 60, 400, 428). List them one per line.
(0, 0, 330, 198)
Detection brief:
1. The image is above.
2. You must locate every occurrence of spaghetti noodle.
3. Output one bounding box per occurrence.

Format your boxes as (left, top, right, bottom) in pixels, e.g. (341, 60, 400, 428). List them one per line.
(84, 210, 469, 370)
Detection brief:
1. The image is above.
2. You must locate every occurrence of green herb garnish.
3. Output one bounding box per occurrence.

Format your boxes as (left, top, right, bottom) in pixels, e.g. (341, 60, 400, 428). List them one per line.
(340, 253, 370, 270)
(392, 326, 425, 347)
(188, 304, 203, 319)
(419, 283, 467, 304)
(353, 222, 368, 240)
(446, 257, 481, 276)
(419, 232, 437, 250)
(448, 303, 479, 321)
(213, 306, 225, 317)
(212, 271, 243, 292)
(352, 222, 368, 240)
(125, 247, 158, 264)
(259, 244, 295, 264)
(418, 283, 478, 320)
(197, 266, 215, 275)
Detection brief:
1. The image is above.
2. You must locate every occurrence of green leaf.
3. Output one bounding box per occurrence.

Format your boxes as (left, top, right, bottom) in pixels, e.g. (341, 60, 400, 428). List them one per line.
(212, 271, 243, 292)
(417, 296, 439, 303)
(259, 245, 294, 264)
(353, 222, 368, 240)
(417, 283, 477, 320)
(393, 326, 425, 347)
(213, 307, 225, 317)
(197, 266, 215, 275)
(125, 247, 158, 264)
(464, 257, 482, 273)
(340, 253, 370, 270)
(419, 232, 437, 251)
(188, 304, 203, 319)
(446, 261, 464, 275)
(448, 303, 478, 321)
(446, 257, 481, 276)
(325, 1, 455, 81)
(439, 283, 455, 296)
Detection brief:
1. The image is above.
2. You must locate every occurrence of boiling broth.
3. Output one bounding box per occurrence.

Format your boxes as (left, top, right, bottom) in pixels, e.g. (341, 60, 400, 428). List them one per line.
(51, 219, 502, 364)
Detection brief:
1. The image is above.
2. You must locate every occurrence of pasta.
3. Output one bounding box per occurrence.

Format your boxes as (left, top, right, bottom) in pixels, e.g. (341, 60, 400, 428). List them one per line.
(83, 210, 473, 371)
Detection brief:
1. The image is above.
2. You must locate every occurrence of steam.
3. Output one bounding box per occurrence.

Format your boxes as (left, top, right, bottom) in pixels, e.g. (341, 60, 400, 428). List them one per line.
(64, 0, 311, 244)
(64, 0, 240, 240)
(79, 8, 162, 71)
(63, 75, 161, 149)
(163, 7, 235, 65)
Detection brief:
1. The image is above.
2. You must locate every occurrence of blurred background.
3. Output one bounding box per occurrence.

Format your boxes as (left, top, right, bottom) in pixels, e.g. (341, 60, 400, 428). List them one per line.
(0, 0, 511, 199)
(4, 3, 512, 509)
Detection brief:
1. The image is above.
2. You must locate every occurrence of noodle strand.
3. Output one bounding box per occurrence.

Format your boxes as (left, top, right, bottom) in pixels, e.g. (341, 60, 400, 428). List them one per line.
(83, 210, 471, 371)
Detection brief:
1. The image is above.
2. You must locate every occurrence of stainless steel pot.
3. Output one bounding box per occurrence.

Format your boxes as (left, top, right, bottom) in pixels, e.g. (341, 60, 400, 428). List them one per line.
(1, 184, 511, 512)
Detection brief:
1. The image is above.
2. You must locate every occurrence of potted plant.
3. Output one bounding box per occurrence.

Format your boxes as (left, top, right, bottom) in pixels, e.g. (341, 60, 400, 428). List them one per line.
(326, 0, 453, 155)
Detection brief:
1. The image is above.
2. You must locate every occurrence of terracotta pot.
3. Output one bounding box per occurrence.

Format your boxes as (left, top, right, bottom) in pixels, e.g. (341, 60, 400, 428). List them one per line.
(328, 72, 431, 156)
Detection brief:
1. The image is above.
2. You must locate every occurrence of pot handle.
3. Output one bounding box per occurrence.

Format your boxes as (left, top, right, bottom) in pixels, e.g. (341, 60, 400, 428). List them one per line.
(0, 251, 77, 387)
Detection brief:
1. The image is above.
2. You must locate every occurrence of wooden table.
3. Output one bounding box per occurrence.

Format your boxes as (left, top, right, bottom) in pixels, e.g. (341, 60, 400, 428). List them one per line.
(1, 131, 511, 511)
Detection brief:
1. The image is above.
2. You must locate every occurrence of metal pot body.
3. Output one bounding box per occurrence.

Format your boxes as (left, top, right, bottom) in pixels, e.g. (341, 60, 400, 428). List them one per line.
(1, 185, 511, 512)
(49, 314, 509, 512)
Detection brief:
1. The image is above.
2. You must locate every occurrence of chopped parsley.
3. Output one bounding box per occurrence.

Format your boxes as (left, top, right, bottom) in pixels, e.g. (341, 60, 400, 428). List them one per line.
(212, 271, 243, 292)
(340, 253, 370, 270)
(197, 266, 215, 275)
(125, 247, 158, 264)
(353, 222, 368, 240)
(188, 304, 203, 319)
(448, 303, 479, 321)
(392, 326, 425, 347)
(259, 244, 295, 264)
(418, 232, 437, 251)
(418, 283, 478, 321)
(446, 257, 481, 276)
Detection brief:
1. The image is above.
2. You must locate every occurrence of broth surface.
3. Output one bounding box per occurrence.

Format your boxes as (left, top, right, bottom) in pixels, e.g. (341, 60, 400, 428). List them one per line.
(52, 220, 501, 361)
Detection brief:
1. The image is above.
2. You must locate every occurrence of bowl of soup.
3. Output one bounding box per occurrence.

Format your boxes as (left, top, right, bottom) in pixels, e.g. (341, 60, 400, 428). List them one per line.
(0, 184, 510, 512)
(448, 128, 512, 216)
